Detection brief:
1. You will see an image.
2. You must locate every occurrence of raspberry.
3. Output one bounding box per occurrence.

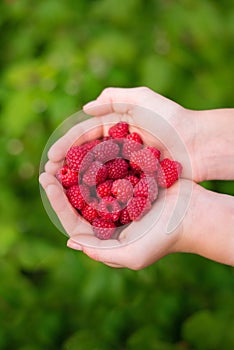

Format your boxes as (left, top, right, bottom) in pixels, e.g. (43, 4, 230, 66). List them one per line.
(130, 148, 159, 173)
(127, 196, 151, 221)
(60, 121, 184, 239)
(66, 184, 90, 210)
(56, 165, 78, 188)
(157, 158, 182, 188)
(83, 139, 101, 151)
(146, 146, 161, 160)
(83, 161, 108, 187)
(111, 179, 133, 203)
(93, 140, 120, 163)
(119, 208, 132, 225)
(107, 158, 129, 179)
(108, 122, 129, 139)
(81, 199, 99, 223)
(102, 136, 112, 142)
(126, 132, 143, 144)
(66, 145, 93, 172)
(124, 174, 140, 187)
(92, 218, 116, 240)
(122, 139, 142, 159)
(96, 180, 113, 198)
(133, 177, 158, 202)
(98, 196, 121, 222)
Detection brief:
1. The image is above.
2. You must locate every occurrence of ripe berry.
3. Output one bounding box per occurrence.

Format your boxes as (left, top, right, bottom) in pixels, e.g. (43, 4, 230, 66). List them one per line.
(133, 176, 158, 202)
(122, 139, 142, 159)
(83, 139, 101, 151)
(126, 132, 143, 144)
(146, 146, 161, 160)
(124, 174, 140, 187)
(107, 158, 129, 179)
(108, 122, 129, 138)
(93, 140, 120, 163)
(102, 136, 112, 142)
(66, 184, 90, 210)
(98, 196, 121, 222)
(119, 208, 132, 225)
(83, 161, 108, 187)
(130, 148, 159, 173)
(96, 180, 113, 198)
(81, 200, 99, 223)
(127, 196, 151, 221)
(56, 165, 78, 188)
(157, 158, 182, 188)
(66, 145, 93, 172)
(92, 218, 116, 240)
(111, 179, 133, 203)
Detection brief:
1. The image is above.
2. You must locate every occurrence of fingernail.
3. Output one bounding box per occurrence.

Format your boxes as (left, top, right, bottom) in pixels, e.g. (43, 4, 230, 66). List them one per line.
(83, 100, 98, 110)
(67, 240, 83, 251)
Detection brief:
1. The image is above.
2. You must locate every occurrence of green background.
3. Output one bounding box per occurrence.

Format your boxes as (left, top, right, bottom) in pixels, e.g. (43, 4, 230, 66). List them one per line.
(0, 0, 234, 349)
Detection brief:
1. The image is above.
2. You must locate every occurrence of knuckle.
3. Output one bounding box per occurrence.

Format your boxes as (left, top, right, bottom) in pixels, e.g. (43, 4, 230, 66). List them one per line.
(99, 87, 115, 97)
(128, 259, 145, 271)
(137, 86, 150, 93)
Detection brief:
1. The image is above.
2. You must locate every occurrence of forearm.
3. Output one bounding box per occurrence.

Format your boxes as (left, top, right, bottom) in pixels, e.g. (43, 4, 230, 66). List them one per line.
(179, 184, 234, 266)
(191, 108, 234, 181)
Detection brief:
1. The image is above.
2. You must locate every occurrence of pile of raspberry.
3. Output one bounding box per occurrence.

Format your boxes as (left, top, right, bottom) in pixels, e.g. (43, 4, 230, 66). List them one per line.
(56, 122, 182, 240)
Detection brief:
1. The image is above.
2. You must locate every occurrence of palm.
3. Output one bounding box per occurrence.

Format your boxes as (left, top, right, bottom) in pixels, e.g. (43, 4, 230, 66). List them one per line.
(65, 179, 195, 269)
(40, 110, 196, 267)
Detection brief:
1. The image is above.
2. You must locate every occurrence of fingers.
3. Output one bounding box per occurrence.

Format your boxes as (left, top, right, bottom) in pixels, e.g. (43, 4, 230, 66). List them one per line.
(83, 86, 180, 118)
(39, 172, 93, 236)
(67, 233, 132, 268)
(44, 160, 63, 175)
(67, 238, 124, 268)
(83, 87, 152, 116)
(47, 117, 104, 163)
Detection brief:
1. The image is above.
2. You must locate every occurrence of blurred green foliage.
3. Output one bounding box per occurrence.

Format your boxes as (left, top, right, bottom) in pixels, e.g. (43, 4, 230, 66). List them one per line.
(0, 0, 234, 349)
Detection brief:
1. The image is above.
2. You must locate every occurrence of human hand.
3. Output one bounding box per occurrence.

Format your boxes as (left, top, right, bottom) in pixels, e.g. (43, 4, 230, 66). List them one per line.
(39, 86, 192, 266)
(40, 168, 195, 269)
(39, 87, 234, 268)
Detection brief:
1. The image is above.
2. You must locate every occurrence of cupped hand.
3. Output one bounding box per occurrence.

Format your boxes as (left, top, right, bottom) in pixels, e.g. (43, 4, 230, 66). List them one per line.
(40, 88, 232, 269)
(67, 178, 195, 269)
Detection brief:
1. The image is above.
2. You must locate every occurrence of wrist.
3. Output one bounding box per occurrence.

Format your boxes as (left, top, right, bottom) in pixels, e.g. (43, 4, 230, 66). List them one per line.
(175, 184, 234, 266)
(189, 108, 234, 181)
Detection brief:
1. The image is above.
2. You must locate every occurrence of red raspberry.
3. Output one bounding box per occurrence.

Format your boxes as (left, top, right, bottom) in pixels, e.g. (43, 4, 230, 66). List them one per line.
(56, 165, 78, 188)
(125, 174, 140, 187)
(126, 132, 143, 144)
(122, 139, 142, 159)
(119, 208, 132, 225)
(83, 139, 101, 151)
(96, 180, 113, 198)
(127, 196, 151, 221)
(157, 158, 182, 188)
(66, 184, 90, 210)
(92, 218, 116, 240)
(107, 158, 129, 179)
(146, 146, 161, 160)
(111, 179, 133, 203)
(102, 136, 112, 142)
(93, 140, 120, 163)
(133, 176, 158, 202)
(83, 161, 108, 187)
(81, 199, 99, 223)
(130, 148, 159, 173)
(98, 196, 121, 222)
(108, 122, 129, 139)
(66, 145, 93, 172)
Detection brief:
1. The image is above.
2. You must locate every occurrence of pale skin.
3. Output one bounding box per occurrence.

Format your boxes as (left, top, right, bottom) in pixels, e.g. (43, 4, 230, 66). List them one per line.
(39, 87, 234, 269)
